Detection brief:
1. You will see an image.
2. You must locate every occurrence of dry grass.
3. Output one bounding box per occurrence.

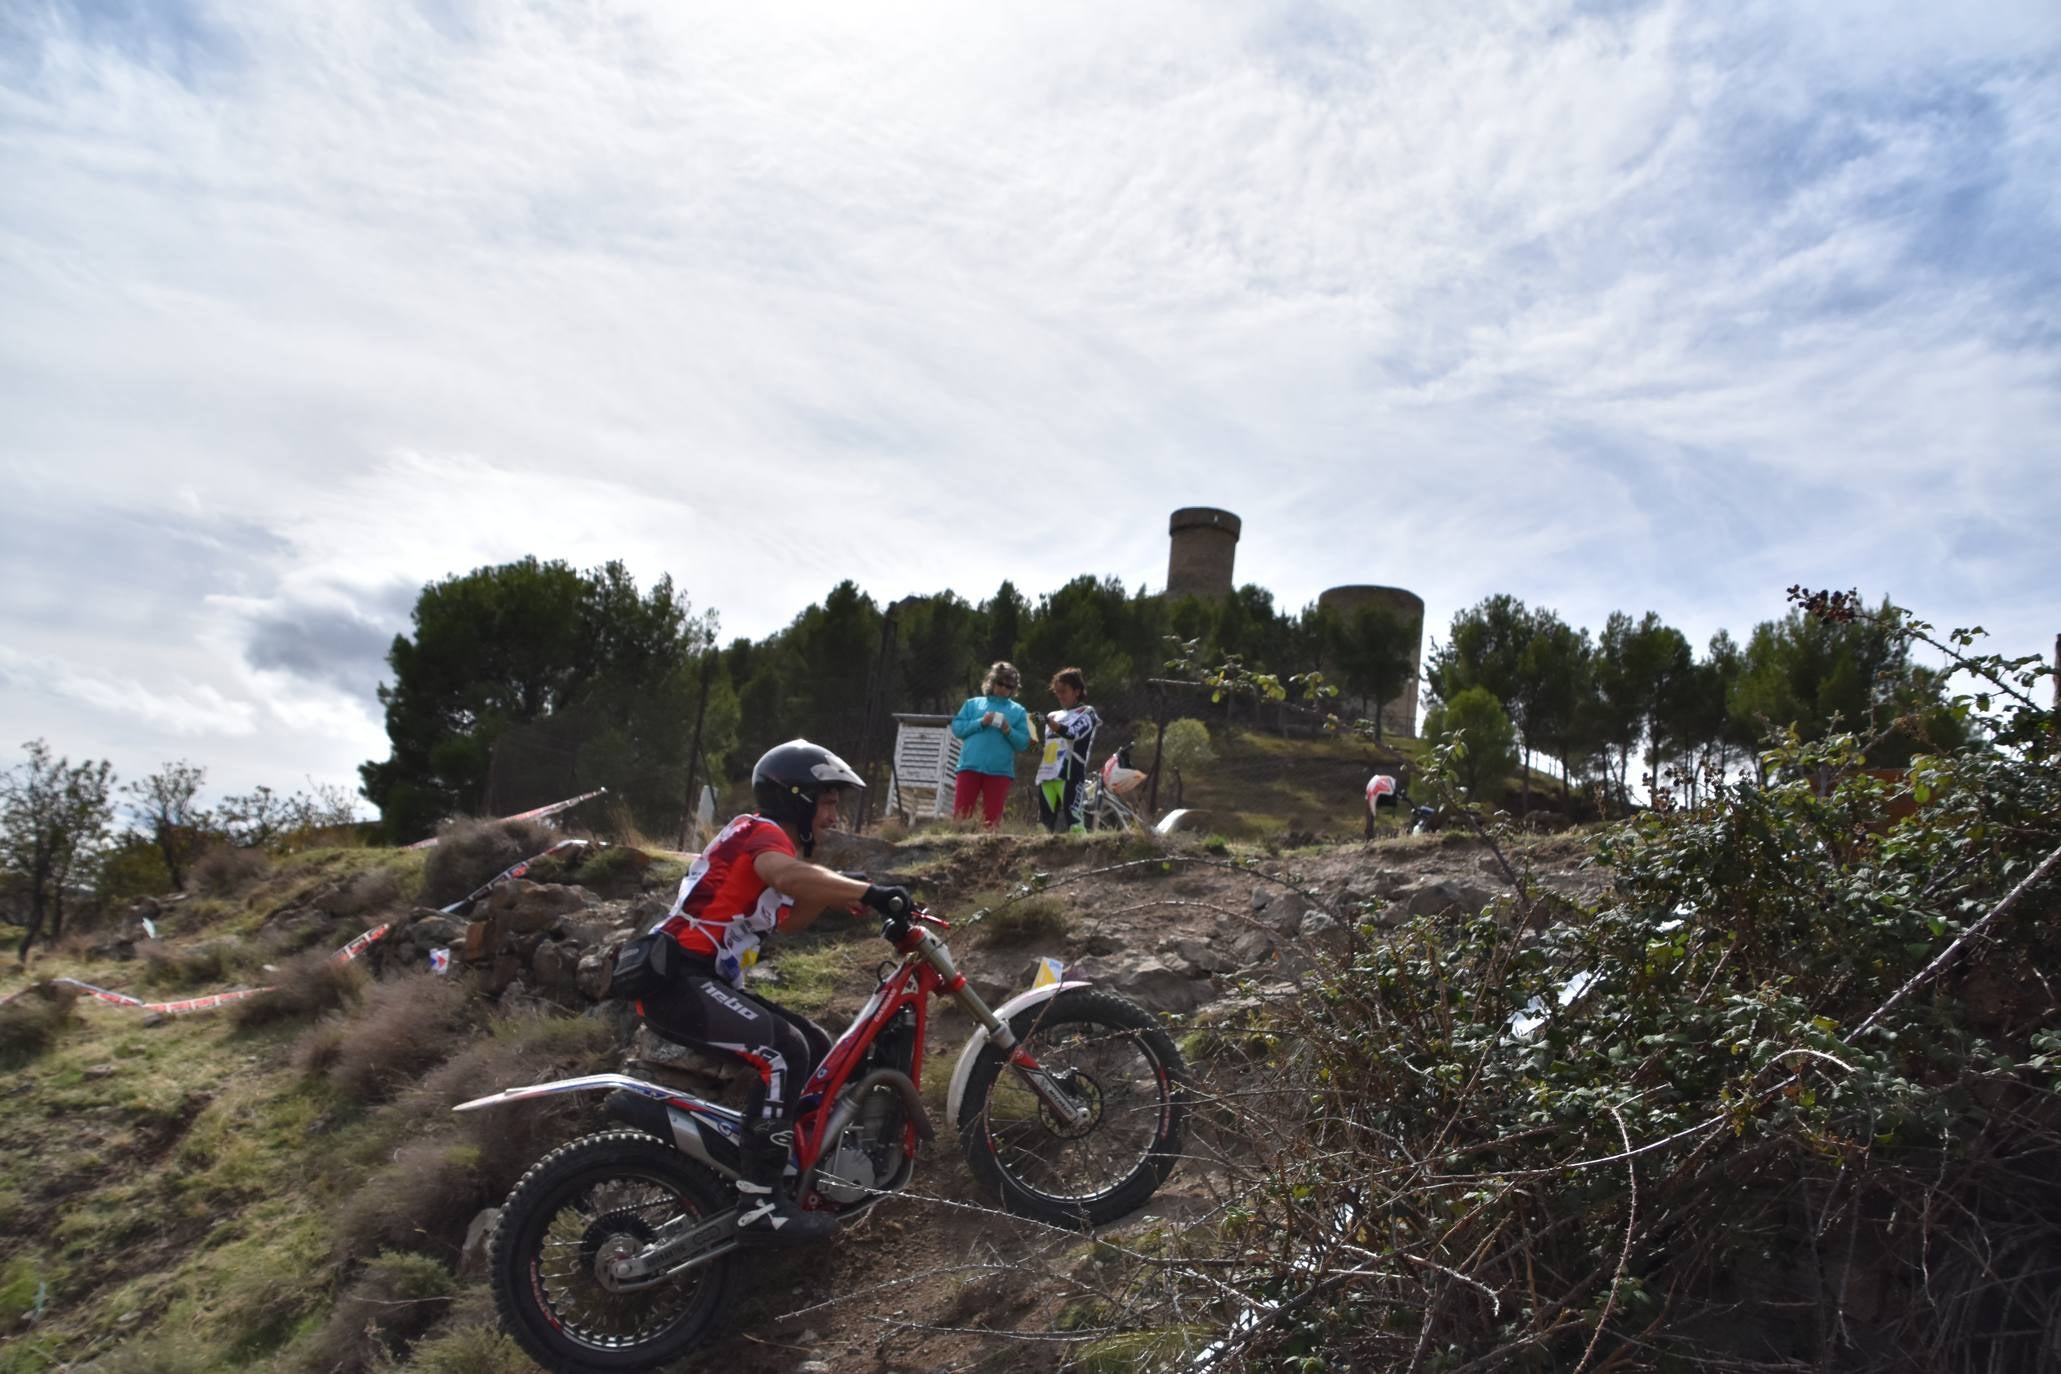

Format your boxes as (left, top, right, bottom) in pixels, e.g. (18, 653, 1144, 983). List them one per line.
(231, 950, 367, 1030)
(305, 972, 470, 1107)
(0, 982, 78, 1066)
(329, 866, 406, 919)
(420, 819, 558, 908)
(298, 1250, 455, 1374)
(191, 844, 271, 896)
(967, 888, 1072, 945)
(334, 1134, 488, 1263)
(139, 938, 243, 991)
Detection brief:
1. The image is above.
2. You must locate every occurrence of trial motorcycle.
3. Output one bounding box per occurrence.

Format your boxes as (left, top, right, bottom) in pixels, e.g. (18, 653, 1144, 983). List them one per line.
(455, 903, 1189, 1372)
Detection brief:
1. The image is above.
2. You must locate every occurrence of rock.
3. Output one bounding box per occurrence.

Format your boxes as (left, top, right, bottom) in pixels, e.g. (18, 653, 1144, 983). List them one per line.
(485, 881, 591, 935)
(577, 947, 616, 1001)
(462, 919, 495, 964)
(634, 893, 674, 924)
(1296, 911, 1350, 958)
(1398, 879, 1497, 919)
(402, 912, 468, 947)
(798, 1362, 832, 1374)
(1070, 954, 1209, 1013)
(1079, 931, 1122, 957)
(458, 1208, 500, 1278)
(1162, 938, 1232, 978)
(1260, 897, 1305, 938)
(1250, 885, 1274, 913)
(485, 952, 522, 996)
(532, 939, 582, 994)
(555, 916, 613, 948)
(1228, 928, 1277, 967)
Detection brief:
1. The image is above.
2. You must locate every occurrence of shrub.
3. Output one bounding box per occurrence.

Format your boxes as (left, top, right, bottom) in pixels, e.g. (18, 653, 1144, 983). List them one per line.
(78, 1331, 218, 1374)
(402, 1012, 614, 1192)
(420, 819, 558, 909)
(191, 844, 271, 896)
(301, 1250, 455, 1373)
(969, 891, 1071, 944)
(573, 843, 650, 897)
(319, 972, 470, 1107)
(139, 938, 241, 991)
(335, 1135, 485, 1262)
(1101, 605, 2061, 1371)
(231, 950, 366, 1030)
(0, 983, 77, 1066)
(330, 866, 405, 919)
(397, 1322, 532, 1374)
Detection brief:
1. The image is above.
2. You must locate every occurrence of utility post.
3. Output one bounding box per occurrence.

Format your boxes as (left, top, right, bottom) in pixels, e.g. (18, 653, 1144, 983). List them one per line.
(678, 640, 716, 851)
(1144, 678, 1179, 815)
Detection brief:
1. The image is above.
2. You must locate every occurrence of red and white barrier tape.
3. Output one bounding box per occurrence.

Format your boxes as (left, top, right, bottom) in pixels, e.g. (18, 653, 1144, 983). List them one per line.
(437, 838, 591, 913)
(403, 788, 610, 850)
(0, 922, 391, 1015)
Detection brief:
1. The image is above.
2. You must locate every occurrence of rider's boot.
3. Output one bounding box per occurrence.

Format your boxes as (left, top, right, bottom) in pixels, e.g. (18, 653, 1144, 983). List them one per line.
(734, 1122, 834, 1247)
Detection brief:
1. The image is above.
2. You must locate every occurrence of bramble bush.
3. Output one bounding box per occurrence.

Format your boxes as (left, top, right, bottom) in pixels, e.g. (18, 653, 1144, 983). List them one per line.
(1135, 595, 2059, 1371)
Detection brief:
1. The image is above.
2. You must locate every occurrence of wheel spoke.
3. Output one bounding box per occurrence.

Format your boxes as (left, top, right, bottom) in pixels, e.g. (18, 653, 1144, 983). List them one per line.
(983, 1017, 1173, 1203)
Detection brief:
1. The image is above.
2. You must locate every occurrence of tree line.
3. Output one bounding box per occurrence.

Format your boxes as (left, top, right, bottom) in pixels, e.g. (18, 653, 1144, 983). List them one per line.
(1421, 589, 1965, 813)
(0, 744, 357, 960)
(355, 559, 1421, 841)
(354, 558, 1962, 842)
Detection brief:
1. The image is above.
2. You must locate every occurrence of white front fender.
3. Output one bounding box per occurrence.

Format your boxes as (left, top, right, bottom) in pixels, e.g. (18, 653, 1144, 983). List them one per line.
(944, 980, 1092, 1126)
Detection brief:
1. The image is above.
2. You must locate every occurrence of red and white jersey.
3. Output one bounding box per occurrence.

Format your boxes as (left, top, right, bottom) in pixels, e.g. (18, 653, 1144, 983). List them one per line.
(652, 814, 796, 985)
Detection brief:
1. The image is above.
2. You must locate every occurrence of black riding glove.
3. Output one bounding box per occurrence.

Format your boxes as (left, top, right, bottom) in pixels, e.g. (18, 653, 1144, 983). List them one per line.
(861, 884, 914, 919)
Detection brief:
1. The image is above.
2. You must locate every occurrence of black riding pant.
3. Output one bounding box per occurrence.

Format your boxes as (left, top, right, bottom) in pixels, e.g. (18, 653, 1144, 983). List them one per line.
(641, 971, 833, 1126)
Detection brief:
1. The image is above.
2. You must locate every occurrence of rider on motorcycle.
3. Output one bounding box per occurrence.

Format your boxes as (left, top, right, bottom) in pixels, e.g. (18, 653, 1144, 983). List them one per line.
(638, 739, 912, 1246)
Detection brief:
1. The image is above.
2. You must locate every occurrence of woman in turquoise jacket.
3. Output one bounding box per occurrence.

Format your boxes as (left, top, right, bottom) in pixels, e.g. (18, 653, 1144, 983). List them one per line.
(950, 661, 1031, 827)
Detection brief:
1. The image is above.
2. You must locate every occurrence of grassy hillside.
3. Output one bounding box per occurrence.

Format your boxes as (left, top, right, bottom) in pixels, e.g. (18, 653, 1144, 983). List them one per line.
(0, 844, 613, 1374)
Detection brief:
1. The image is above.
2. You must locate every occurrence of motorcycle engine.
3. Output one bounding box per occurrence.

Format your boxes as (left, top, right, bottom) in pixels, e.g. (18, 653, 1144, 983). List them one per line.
(812, 1084, 907, 1205)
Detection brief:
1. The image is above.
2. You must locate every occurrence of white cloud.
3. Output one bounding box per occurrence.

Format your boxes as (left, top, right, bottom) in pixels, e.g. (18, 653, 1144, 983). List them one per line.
(2, 0, 2057, 801)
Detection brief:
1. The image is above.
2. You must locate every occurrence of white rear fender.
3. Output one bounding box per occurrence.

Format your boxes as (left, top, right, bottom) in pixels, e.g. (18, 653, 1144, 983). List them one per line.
(453, 1072, 698, 1114)
(945, 981, 1091, 1125)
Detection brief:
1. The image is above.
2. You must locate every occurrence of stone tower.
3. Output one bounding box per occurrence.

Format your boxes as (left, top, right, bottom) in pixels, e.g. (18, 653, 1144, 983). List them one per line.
(1166, 507, 1241, 599)
(1318, 584, 1426, 739)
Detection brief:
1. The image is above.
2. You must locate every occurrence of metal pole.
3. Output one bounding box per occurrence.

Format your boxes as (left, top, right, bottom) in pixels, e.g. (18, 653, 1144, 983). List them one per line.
(1147, 680, 1170, 815)
(678, 648, 715, 850)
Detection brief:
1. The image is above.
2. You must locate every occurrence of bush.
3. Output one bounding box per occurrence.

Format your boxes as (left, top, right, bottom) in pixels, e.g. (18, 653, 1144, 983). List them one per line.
(397, 1321, 532, 1374)
(335, 1135, 485, 1263)
(969, 890, 1071, 944)
(0, 983, 77, 1066)
(573, 843, 650, 897)
(190, 844, 271, 896)
(139, 938, 241, 991)
(231, 950, 366, 1030)
(1106, 606, 2061, 1371)
(420, 819, 558, 909)
(330, 866, 405, 919)
(313, 972, 470, 1107)
(301, 1250, 455, 1373)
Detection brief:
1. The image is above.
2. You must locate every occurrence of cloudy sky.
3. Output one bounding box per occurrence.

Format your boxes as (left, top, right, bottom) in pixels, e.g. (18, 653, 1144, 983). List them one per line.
(3, 0, 2057, 809)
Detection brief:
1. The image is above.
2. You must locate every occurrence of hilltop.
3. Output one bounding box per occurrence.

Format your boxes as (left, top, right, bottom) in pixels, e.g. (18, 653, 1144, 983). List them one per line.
(0, 819, 1593, 1374)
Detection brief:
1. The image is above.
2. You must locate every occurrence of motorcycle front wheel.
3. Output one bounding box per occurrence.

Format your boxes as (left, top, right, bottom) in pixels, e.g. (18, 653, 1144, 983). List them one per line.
(958, 987, 1188, 1228)
(490, 1129, 733, 1373)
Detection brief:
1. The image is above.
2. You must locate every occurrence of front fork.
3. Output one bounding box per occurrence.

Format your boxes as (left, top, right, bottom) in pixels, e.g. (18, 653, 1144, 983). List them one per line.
(911, 928, 1092, 1130)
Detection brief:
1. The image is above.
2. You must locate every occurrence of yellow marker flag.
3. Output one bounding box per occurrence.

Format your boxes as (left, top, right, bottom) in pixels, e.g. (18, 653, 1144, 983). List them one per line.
(1031, 956, 1066, 989)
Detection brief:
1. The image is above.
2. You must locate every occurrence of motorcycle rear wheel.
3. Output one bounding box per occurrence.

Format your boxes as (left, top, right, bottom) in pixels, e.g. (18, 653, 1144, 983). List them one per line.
(490, 1129, 733, 1373)
(958, 988, 1188, 1227)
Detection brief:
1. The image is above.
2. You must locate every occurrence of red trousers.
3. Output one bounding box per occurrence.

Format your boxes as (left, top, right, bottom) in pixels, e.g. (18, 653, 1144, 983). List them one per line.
(953, 771, 1011, 828)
